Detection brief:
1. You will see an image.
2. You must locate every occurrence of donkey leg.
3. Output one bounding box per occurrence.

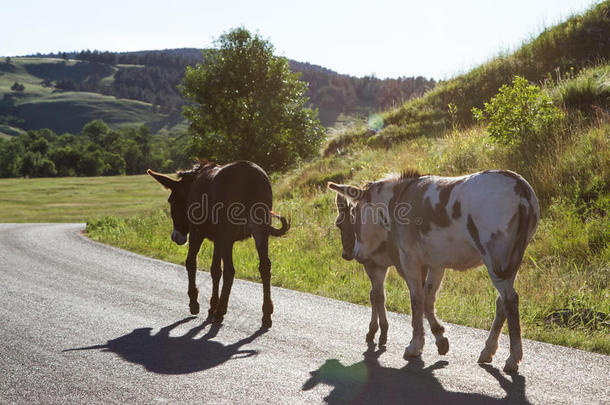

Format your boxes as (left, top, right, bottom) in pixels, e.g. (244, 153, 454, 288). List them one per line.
(376, 275, 390, 348)
(478, 295, 506, 363)
(363, 264, 381, 343)
(501, 283, 522, 373)
(487, 268, 522, 373)
(185, 232, 204, 315)
(364, 265, 379, 344)
(254, 231, 273, 328)
(365, 264, 389, 346)
(404, 276, 426, 358)
(424, 267, 448, 355)
(398, 255, 426, 358)
(213, 241, 235, 323)
(208, 244, 222, 318)
(365, 292, 379, 344)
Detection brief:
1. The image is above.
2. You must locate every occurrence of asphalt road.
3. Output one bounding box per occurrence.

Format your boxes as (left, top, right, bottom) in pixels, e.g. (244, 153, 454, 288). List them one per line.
(0, 223, 608, 404)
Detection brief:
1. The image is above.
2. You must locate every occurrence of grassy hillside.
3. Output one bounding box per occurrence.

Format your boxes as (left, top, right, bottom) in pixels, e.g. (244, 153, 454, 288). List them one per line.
(0, 58, 179, 135)
(83, 2, 610, 355)
(325, 1, 610, 155)
(14, 92, 162, 133)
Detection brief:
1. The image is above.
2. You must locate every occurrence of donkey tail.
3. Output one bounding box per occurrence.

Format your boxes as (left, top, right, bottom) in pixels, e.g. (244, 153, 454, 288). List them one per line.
(268, 211, 290, 237)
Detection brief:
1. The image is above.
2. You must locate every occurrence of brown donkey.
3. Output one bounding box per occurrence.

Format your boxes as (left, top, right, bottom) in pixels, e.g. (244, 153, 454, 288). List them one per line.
(148, 161, 289, 327)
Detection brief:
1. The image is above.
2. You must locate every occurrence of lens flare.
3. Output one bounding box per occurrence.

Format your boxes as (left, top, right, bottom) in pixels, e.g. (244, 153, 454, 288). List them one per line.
(368, 114, 384, 132)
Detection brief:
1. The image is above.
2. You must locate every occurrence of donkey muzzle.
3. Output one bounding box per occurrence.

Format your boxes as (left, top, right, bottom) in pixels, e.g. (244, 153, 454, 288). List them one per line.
(342, 251, 354, 261)
(171, 229, 187, 245)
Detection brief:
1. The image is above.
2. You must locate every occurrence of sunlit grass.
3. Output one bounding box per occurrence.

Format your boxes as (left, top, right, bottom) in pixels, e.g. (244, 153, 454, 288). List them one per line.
(0, 174, 167, 222)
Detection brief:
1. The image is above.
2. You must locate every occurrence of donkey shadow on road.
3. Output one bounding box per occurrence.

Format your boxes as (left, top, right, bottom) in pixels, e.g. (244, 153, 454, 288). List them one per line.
(303, 344, 531, 404)
(64, 317, 267, 374)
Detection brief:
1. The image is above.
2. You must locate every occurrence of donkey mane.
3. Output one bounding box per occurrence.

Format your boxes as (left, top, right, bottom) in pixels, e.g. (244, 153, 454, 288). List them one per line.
(400, 168, 421, 180)
(362, 168, 422, 193)
(177, 161, 217, 179)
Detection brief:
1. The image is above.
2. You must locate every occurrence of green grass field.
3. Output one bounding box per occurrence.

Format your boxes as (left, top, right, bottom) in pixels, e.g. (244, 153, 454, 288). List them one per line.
(0, 174, 167, 222)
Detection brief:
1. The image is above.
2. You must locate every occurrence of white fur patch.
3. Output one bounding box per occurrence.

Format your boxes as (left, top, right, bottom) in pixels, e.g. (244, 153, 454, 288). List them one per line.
(353, 170, 538, 273)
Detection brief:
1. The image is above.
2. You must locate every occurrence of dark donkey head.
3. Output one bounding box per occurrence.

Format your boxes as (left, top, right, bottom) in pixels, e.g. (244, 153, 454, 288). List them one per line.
(147, 169, 193, 245)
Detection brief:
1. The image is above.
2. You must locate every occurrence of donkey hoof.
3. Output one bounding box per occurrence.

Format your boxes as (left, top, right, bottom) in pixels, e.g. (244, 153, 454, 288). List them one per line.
(189, 302, 200, 315)
(403, 347, 422, 360)
(477, 348, 494, 364)
(436, 337, 449, 355)
(213, 306, 227, 322)
(503, 358, 519, 373)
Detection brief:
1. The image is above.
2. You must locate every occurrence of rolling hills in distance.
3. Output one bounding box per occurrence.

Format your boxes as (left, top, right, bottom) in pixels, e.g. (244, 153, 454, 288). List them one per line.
(0, 49, 435, 137)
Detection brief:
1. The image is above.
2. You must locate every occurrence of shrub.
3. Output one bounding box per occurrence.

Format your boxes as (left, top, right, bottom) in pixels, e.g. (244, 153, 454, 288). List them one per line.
(472, 76, 563, 145)
(10, 82, 25, 92)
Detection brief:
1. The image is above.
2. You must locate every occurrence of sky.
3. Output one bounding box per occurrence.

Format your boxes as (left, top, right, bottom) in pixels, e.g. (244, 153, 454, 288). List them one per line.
(1, 0, 599, 80)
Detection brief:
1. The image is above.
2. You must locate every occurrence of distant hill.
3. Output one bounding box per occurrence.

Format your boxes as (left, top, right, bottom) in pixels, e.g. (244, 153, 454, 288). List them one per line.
(0, 58, 184, 137)
(0, 49, 434, 137)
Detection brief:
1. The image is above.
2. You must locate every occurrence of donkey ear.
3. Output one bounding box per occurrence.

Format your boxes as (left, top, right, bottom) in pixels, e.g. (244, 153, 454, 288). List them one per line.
(327, 182, 365, 201)
(147, 169, 179, 190)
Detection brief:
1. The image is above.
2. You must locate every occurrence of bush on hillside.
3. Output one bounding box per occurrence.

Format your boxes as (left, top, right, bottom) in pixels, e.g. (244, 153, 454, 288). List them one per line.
(472, 76, 563, 145)
(10, 82, 25, 92)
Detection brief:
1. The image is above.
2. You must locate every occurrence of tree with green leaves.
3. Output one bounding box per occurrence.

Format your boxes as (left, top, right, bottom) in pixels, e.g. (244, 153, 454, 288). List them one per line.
(82, 119, 110, 144)
(19, 151, 57, 178)
(472, 76, 563, 145)
(181, 27, 325, 171)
